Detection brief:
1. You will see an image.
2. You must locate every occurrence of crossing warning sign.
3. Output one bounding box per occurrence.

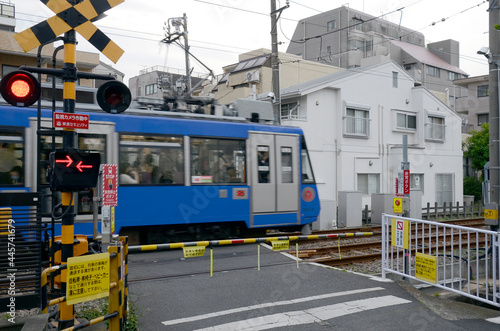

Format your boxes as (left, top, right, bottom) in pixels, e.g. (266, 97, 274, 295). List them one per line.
(15, 0, 125, 63)
(391, 219, 409, 249)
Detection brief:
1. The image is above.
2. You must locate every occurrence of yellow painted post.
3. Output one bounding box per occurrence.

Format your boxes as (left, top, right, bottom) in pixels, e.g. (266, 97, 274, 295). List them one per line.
(257, 244, 260, 271)
(59, 192, 74, 329)
(210, 245, 213, 277)
(108, 246, 121, 330)
(120, 236, 129, 322)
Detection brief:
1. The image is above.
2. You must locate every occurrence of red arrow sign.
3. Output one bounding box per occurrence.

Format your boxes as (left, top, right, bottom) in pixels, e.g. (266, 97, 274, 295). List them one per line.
(55, 155, 73, 167)
(76, 161, 93, 173)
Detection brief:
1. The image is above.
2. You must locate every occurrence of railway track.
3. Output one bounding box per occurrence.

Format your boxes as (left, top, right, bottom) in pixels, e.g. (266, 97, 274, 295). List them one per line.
(288, 218, 488, 267)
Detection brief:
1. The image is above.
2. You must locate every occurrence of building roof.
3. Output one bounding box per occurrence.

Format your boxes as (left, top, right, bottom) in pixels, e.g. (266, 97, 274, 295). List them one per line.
(390, 39, 468, 76)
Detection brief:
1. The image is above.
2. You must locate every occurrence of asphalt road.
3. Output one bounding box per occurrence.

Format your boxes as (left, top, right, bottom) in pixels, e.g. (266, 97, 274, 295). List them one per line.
(127, 244, 500, 330)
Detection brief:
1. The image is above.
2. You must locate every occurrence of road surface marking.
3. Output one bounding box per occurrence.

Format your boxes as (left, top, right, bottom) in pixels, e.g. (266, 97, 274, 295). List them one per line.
(194, 295, 411, 331)
(161, 287, 385, 326)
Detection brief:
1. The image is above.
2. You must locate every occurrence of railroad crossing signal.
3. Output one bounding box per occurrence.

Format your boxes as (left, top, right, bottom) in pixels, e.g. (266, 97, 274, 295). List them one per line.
(0, 70, 41, 107)
(50, 150, 100, 191)
(15, 0, 125, 63)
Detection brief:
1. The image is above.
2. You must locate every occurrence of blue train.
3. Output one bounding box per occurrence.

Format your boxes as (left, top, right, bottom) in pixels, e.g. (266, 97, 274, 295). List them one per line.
(0, 98, 320, 244)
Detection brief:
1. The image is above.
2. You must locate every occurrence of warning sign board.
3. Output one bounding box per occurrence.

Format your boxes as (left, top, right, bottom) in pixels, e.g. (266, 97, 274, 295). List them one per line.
(66, 253, 110, 305)
(391, 219, 409, 249)
(102, 164, 118, 206)
(415, 252, 437, 284)
(271, 240, 290, 251)
(393, 198, 403, 214)
(182, 246, 206, 258)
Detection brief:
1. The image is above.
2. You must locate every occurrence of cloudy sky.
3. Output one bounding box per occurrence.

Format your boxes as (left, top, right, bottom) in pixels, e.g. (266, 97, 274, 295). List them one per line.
(12, 0, 491, 82)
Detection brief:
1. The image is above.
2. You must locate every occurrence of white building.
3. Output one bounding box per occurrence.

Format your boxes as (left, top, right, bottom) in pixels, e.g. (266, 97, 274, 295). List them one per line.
(260, 61, 463, 227)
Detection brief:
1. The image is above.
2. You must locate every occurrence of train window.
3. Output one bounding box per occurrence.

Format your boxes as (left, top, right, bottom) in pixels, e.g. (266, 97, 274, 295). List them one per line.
(191, 138, 246, 184)
(0, 129, 24, 186)
(301, 137, 315, 184)
(120, 134, 184, 185)
(281, 147, 293, 183)
(257, 145, 270, 184)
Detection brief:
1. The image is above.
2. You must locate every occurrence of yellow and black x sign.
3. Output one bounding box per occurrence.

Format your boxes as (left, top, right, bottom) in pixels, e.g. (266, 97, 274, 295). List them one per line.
(15, 0, 125, 63)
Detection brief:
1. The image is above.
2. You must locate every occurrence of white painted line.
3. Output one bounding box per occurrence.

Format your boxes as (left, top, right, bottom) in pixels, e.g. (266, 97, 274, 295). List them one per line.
(486, 316, 500, 324)
(194, 295, 411, 331)
(161, 287, 386, 326)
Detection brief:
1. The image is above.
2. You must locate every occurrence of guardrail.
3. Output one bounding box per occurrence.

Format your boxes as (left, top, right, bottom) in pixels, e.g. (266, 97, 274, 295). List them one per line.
(40, 236, 128, 331)
(381, 213, 500, 308)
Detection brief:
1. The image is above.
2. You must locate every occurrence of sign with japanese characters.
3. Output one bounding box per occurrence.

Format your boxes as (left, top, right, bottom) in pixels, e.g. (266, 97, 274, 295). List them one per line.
(415, 252, 437, 284)
(102, 164, 118, 206)
(391, 218, 409, 249)
(66, 253, 110, 305)
(54, 112, 89, 129)
(182, 246, 206, 258)
(271, 240, 290, 251)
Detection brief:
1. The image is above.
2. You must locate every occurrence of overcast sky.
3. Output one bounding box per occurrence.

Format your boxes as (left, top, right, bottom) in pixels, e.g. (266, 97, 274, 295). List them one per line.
(12, 0, 490, 83)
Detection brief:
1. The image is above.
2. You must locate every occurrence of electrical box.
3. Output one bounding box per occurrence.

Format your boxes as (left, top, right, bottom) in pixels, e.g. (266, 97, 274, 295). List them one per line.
(484, 203, 499, 226)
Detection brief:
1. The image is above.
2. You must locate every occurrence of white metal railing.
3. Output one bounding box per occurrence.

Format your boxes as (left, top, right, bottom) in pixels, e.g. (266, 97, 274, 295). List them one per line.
(381, 214, 500, 308)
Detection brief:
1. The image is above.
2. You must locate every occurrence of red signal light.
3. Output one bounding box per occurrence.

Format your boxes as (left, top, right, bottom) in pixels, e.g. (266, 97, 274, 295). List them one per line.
(0, 70, 41, 107)
(96, 80, 131, 113)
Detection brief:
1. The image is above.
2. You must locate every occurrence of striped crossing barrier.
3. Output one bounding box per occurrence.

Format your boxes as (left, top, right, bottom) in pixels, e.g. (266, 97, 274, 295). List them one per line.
(128, 232, 374, 253)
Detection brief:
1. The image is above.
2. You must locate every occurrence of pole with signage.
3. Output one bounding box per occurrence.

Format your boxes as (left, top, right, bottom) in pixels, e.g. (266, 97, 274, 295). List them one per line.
(402, 135, 410, 280)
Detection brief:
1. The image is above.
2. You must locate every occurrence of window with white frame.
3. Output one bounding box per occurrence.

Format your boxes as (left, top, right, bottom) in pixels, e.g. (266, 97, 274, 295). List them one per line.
(344, 107, 369, 137)
(280, 102, 303, 120)
(396, 113, 417, 130)
(357, 174, 380, 194)
(426, 115, 445, 141)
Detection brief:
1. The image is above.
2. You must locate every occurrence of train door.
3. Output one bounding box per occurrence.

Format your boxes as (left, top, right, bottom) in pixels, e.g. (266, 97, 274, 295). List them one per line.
(249, 133, 299, 222)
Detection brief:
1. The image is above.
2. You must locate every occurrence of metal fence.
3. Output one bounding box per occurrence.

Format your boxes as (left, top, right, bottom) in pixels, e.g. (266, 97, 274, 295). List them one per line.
(0, 193, 43, 311)
(381, 213, 500, 308)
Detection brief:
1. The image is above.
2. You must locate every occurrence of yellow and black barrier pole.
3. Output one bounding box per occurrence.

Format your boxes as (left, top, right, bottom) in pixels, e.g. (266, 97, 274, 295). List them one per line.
(59, 28, 78, 330)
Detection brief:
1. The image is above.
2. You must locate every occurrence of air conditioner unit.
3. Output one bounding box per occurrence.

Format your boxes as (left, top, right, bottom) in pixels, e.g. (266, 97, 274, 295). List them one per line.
(246, 71, 260, 83)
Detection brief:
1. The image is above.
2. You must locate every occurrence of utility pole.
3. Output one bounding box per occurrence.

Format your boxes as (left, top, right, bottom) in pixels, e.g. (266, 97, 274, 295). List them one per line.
(270, 0, 289, 125)
(162, 14, 192, 93)
(488, 3, 500, 231)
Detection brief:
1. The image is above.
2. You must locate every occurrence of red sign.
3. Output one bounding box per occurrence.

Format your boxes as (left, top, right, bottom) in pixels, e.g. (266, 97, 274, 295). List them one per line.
(102, 164, 118, 206)
(397, 220, 404, 230)
(54, 112, 89, 129)
(404, 170, 410, 195)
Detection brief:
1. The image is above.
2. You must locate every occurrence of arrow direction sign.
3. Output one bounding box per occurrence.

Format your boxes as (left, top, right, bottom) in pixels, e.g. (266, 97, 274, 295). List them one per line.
(15, 0, 125, 63)
(76, 161, 93, 172)
(50, 150, 100, 191)
(56, 155, 73, 167)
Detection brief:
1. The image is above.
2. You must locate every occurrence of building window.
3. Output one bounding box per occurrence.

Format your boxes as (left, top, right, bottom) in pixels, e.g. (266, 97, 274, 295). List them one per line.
(357, 174, 380, 195)
(478, 85, 489, 98)
(410, 174, 424, 193)
(145, 83, 158, 95)
(392, 71, 398, 88)
(436, 173, 454, 206)
(427, 66, 440, 77)
(348, 39, 365, 51)
(477, 113, 489, 126)
(426, 116, 445, 142)
(280, 102, 304, 120)
(344, 108, 369, 137)
(327, 20, 336, 32)
(326, 46, 331, 54)
(404, 65, 412, 71)
(397, 113, 417, 130)
(448, 71, 458, 80)
(350, 18, 363, 31)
